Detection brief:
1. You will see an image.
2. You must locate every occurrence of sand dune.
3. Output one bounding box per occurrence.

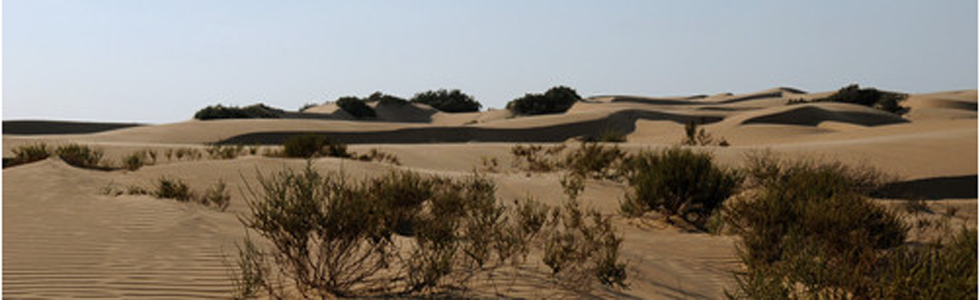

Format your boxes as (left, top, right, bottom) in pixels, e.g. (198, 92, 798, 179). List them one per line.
(4, 87, 977, 299)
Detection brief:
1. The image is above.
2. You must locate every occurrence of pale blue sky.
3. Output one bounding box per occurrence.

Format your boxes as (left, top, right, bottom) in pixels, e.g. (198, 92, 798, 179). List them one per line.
(4, 0, 977, 123)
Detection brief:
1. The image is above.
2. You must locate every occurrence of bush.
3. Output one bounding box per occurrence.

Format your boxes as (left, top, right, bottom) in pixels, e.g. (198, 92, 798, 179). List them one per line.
(510, 144, 567, 173)
(725, 157, 912, 299)
(194, 103, 285, 120)
(410, 89, 482, 112)
(201, 180, 231, 211)
(55, 144, 106, 169)
(804, 84, 909, 114)
(206, 144, 245, 160)
(282, 134, 349, 159)
(365, 91, 409, 106)
(681, 121, 716, 146)
(336, 96, 376, 119)
(506, 86, 582, 115)
(353, 148, 401, 165)
(620, 148, 741, 229)
(234, 164, 628, 298)
(10, 143, 51, 166)
(155, 177, 193, 202)
(564, 142, 629, 180)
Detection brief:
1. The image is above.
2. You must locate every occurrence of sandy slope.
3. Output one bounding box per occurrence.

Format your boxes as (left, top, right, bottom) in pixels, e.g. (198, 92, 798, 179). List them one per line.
(4, 87, 977, 299)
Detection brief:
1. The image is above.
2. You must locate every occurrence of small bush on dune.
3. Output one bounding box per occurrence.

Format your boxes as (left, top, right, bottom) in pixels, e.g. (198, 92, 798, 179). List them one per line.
(282, 134, 349, 159)
(336, 96, 376, 119)
(202, 180, 231, 211)
(155, 177, 194, 202)
(123, 150, 158, 171)
(564, 142, 629, 180)
(353, 148, 401, 165)
(506, 86, 582, 116)
(55, 144, 107, 170)
(510, 144, 566, 173)
(206, 144, 246, 160)
(620, 147, 741, 229)
(10, 143, 51, 166)
(410, 89, 482, 113)
(793, 84, 909, 115)
(194, 103, 285, 120)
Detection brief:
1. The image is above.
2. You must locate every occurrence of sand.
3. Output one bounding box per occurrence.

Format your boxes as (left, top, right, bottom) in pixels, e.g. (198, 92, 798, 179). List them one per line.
(3, 87, 976, 299)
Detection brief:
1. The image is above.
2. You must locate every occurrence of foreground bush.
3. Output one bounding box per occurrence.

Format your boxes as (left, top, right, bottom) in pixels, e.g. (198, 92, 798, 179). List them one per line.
(234, 165, 628, 298)
(506, 86, 582, 115)
(194, 103, 285, 120)
(282, 134, 349, 158)
(620, 148, 741, 229)
(335, 96, 376, 119)
(722, 155, 967, 299)
(410, 89, 482, 112)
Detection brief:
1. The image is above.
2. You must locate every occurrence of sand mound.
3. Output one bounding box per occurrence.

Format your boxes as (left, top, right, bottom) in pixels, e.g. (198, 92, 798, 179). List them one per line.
(735, 102, 908, 127)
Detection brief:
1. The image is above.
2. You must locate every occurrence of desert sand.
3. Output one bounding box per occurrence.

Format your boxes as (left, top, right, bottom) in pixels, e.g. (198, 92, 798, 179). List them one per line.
(3, 87, 977, 299)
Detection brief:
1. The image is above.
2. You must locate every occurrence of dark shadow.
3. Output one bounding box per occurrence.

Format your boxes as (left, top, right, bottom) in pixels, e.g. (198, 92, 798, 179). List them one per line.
(3, 120, 143, 135)
(742, 105, 908, 126)
(874, 175, 978, 200)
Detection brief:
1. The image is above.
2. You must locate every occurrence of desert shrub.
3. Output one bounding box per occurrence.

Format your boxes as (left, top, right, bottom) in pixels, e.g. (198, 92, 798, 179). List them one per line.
(875, 227, 977, 299)
(282, 134, 349, 158)
(410, 89, 482, 112)
(725, 157, 912, 299)
(353, 148, 400, 165)
(807, 84, 909, 114)
(510, 144, 566, 173)
(234, 164, 628, 298)
(207, 144, 245, 160)
(479, 156, 499, 173)
(194, 103, 285, 120)
(620, 148, 741, 229)
(123, 150, 158, 171)
(564, 142, 629, 180)
(155, 177, 194, 202)
(681, 120, 717, 146)
(202, 180, 231, 211)
(55, 144, 106, 169)
(10, 143, 51, 166)
(506, 86, 581, 115)
(172, 148, 203, 161)
(336, 96, 376, 119)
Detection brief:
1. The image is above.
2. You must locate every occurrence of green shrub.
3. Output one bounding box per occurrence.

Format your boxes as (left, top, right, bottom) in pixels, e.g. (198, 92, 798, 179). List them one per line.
(10, 143, 51, 166)
(155, 177, 193, 201)
(410, 89, 482, 112)
(726, 157, 910, 299)
(336, 96, 376, 119)
(806, 84, 909, 114)
(506, 86, 581, 115)
(282, 134, 349, 158)
(620, 148, 741, 229)
(55, 144, 106, 169)
(194, 103, 285, 120)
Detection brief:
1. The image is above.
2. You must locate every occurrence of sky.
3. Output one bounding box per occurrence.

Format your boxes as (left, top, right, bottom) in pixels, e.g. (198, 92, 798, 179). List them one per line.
(3, 0, 978, 123)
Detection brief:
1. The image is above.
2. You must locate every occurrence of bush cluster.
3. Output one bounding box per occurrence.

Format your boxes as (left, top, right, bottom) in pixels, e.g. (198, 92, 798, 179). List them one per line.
(194, 103, 285, 120)
(410, 89, 482, 113)
(104, 177, 230, 211)
(335, 96, 376, 119)
(793, 84, 909, 114)
(9, 143, 51, 167)
(620, 148, 741, 229)
(123, 149, 158, 171)
(506, 86, 582, 115)
(509, 142, 631, 181)
(233, 165, 627, 298)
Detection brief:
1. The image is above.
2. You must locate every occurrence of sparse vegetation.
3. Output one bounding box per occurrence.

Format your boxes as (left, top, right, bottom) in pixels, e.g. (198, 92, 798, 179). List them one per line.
(410, 89, 482, 113)
(123, 150, 158, 171)
(201, 180, 231, 211)
(336, 96, 376, 119)
(506, 86, 582, 115)
(682, 120, 717, 146)
(194, 103, 285, 120)
(479, 156, 499, 173)
(55, 144, 108, 170)
(233, 164, 628, 298)
(620, 148, 741, 230)
(354, 148, 401, 165)
(564, 142, 629, 180)
(9, 143, 51, 167)
(298, 102, 318, 112)
(282, 134, 350, 158)
(510, 144, 567, 173)
(206, 144, 246, 160)
(788, 84, 909, 115)
(365, 91, 409, 106)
